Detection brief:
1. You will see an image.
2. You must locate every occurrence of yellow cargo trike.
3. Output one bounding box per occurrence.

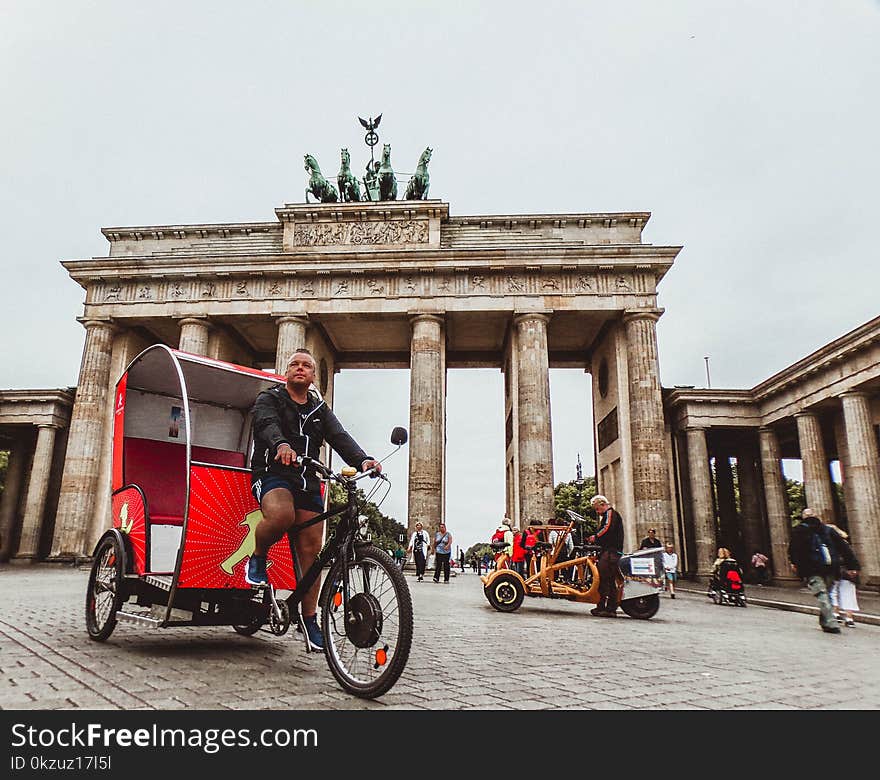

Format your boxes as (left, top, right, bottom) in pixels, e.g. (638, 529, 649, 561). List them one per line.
(481, 510, 662, 619)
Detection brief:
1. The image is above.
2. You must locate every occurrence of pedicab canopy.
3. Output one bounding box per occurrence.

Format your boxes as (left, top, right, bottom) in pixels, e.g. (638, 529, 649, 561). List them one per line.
(110, 345, 297, 588)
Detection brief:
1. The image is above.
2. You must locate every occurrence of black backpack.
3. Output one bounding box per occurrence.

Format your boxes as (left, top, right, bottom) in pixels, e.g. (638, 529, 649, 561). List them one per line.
(808, 524, 836, 567)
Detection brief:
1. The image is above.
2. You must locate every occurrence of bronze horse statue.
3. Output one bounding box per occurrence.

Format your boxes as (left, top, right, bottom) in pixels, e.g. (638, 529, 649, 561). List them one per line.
(378, 144, 397, 201)
(304, 154, 338, 203)
(405, 147, 432, 200)
(337, 148, 361, 202)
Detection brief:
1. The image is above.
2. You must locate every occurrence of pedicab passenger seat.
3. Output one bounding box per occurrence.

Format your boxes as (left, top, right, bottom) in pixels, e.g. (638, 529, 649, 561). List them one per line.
(124, 437, 246, 525)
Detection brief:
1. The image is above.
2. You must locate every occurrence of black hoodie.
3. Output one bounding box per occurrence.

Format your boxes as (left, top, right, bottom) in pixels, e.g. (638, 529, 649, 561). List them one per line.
(249, 385, 371, 495)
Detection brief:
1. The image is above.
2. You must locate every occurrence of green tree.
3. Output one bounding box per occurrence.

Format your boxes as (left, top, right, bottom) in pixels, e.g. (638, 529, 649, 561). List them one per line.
(327, 481, 407, 553)
(785, 477, 805, 526)
(553, 476, 598, 532)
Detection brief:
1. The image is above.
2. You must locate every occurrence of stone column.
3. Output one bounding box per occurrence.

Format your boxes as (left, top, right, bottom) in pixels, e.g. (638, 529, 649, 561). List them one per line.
(840, 391, 880, 586)
(178, 317, 212, 356)
(623, 309, 673, 540)
(736, 443, 766, 561)
(759, 426, 795, 582)
(714, 454, 738, 552)
(275, 316, 310, 375)
(513, 313, 555, 524)
(686, 427, 716, 577)
(15, 424, 58, 560)
(51, 320, 116, 558)
(0, 436, 29, 561)
(408, 314, 445, 536)
(795, 411, 835, 521)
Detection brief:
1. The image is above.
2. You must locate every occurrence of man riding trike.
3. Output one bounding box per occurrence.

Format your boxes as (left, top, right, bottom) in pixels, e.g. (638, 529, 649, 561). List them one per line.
(481, 495, 662, 619)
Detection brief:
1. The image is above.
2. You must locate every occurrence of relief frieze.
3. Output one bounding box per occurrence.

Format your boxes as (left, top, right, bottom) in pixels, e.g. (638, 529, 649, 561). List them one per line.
(90, 268, 650, 309)
(292, 219, 429, 247)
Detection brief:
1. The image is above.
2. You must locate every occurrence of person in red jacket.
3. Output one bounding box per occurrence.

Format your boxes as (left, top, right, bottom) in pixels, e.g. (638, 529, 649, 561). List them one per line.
(510, 528, 526, 577)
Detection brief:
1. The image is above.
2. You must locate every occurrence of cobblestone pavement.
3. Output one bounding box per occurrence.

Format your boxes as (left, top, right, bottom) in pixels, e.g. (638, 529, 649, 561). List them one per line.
(1, 565, 878, 710)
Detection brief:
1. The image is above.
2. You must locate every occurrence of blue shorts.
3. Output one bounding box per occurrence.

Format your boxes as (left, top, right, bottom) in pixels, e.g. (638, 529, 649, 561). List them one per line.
(251, 474, 324, 514)
(665, 570, 678, 582)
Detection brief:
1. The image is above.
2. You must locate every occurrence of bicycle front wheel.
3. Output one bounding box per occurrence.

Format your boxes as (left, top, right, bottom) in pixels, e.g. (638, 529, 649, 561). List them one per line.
(320, 546, 413, 698)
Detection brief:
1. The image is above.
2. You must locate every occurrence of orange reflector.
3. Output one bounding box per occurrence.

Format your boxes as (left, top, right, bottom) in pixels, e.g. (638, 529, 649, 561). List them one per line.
(333, 592, 343, 608)
(375, 648, 387, 667)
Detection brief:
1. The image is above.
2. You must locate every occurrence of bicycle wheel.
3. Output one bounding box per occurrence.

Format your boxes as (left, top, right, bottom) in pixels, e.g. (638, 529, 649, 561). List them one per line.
(320, 546, 413, 698)
(85, 534, 124, 641)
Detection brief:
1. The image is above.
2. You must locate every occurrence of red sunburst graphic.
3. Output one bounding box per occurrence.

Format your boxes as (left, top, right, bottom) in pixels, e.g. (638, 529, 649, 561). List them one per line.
(179, 466, 296, 589)
(113, 488, 146, 574)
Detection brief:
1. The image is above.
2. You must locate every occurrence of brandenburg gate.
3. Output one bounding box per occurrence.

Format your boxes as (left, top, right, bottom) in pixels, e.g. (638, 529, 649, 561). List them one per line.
(50, 199, 681, 559)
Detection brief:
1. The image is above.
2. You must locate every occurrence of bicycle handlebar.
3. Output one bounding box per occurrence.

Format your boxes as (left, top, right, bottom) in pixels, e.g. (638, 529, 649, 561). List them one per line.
(295, 455, 385, 483)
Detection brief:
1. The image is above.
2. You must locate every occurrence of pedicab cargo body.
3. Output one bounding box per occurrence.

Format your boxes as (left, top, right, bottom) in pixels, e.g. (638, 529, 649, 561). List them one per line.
(88, 345, 300, 636)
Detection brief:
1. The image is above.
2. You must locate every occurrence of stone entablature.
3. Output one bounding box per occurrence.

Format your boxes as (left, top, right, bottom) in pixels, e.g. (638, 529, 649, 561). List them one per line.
(665, 315, 880, 428)
(98, 204, 651, 259)
(0, 389, 75, 429)
(65, 202, 679, 323)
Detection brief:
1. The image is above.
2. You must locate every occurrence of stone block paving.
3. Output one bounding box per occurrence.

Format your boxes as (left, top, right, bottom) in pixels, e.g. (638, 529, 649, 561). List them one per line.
(1, 565, 879, 710)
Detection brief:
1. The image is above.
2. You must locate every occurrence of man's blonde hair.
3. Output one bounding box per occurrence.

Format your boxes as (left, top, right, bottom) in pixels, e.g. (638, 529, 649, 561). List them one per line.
(591, 495, 609, 507)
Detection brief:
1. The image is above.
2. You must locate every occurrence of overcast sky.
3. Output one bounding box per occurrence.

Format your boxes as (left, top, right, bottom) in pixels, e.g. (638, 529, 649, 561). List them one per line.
(2, 2, 878, 552)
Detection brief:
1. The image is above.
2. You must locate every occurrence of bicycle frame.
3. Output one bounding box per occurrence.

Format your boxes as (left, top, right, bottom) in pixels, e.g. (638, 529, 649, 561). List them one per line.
(283, 480, 359, 617)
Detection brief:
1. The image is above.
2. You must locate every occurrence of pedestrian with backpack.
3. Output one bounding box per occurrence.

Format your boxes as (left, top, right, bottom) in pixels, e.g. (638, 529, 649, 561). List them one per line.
(788, 508, 841, 634)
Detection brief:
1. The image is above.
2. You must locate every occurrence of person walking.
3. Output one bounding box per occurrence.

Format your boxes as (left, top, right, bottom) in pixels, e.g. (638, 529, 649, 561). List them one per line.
(662, 542, 678, 599)
(408, 521, 430, 582)
(824, 522, 861, 627)
(788, 508, 841, 634)
(432, 523, 453, 583)
(588, 495, 624, 617)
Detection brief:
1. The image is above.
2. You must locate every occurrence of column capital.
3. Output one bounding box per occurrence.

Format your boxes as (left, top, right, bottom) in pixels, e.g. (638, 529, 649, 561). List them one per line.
(794, 409, 819, 419)
(839, 389, 869, 401)
(275, 315, 310, 326)
(622, 307, 664, 325)
(685, 424, 708, 432)
(408, 313, 445, 327)
(512, 311, 551, 326)
(36, 423, 60, 430)
(177, 316, 212, 328)
(77, 317, 116, 333)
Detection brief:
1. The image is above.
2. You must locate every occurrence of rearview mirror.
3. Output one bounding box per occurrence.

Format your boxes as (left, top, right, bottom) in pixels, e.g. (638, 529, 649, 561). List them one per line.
(391, 426, 408, 445)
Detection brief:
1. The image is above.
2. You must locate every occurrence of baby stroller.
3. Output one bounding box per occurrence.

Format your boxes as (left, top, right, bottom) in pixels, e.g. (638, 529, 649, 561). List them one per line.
(708, 559, 747, 607)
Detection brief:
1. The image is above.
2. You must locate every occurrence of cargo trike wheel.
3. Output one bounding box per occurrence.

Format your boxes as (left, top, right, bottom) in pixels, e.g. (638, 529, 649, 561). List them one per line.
(320, 546, 413, 699)
(485, 573, 525, 613)
(85, 535, 124, 641)
(620, 593, 660, 620)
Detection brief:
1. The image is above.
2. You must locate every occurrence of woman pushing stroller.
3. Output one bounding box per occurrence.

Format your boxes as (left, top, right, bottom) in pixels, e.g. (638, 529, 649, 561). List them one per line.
(708, 547, 747, 607)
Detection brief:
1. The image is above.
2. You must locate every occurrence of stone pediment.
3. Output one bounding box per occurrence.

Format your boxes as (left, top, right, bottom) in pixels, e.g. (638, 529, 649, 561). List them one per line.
(276, 201, 447, 252)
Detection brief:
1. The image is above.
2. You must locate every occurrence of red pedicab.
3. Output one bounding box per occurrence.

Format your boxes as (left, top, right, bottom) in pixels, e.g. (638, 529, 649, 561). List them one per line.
(85, 345, 413, 698)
